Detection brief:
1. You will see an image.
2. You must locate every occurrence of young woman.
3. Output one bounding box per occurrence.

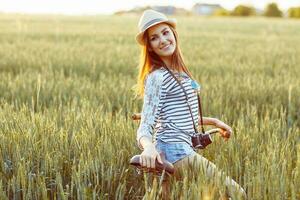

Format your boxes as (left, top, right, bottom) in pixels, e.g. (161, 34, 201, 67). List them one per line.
(134, 9, 246, 199)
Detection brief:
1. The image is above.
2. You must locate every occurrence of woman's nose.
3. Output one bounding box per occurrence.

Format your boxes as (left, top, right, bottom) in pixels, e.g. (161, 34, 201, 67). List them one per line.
(160, 36, 167, 45)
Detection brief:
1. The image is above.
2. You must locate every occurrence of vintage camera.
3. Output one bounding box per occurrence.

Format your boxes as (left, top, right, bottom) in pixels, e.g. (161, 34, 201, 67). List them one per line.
(191, 133, 213, 149)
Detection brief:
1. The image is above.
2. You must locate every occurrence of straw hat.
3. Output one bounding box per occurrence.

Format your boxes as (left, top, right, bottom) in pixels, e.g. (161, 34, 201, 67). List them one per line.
(136, 9, 177, 45)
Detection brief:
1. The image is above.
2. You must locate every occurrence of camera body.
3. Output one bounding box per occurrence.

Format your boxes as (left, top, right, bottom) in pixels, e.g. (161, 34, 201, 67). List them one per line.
(191, 133, 213, 149)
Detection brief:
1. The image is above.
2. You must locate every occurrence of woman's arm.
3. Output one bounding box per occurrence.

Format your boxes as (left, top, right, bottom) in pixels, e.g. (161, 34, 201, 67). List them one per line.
(200, 117, 233, 138)
(201, 117, 218, 126)
(136, 70, 166, 168)
(136, 70, 165, 149)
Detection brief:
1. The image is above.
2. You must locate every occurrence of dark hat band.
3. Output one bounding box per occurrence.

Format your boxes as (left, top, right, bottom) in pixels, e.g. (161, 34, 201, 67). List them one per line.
(142, 18, 166, 32)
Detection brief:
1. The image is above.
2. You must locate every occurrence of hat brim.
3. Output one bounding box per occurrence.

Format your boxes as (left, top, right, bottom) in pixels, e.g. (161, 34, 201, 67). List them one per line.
(135, 18, 177, 46)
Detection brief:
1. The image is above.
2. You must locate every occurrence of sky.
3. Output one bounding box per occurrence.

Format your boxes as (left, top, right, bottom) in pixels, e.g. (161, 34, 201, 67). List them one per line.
(0, 0, 299, 15)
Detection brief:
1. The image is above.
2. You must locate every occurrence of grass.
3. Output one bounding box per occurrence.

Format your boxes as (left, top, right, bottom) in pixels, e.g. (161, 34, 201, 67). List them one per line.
(0, 13, 299, 199)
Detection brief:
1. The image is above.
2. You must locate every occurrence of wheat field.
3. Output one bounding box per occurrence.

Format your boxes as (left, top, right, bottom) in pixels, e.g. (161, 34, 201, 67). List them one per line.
(0, 13, 299, 199)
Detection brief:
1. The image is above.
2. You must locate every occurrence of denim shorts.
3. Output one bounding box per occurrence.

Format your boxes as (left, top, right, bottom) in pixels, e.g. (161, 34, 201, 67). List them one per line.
(155, 139, 195, 164)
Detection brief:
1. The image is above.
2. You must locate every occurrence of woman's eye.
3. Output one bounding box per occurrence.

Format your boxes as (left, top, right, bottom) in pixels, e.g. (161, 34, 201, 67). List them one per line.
(150, 37, 156, 41)
(163, 31, 169, 35)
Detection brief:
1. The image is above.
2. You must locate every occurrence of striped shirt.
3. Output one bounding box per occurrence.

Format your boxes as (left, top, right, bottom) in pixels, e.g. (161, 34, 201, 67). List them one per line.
(136, 67, 200, 149)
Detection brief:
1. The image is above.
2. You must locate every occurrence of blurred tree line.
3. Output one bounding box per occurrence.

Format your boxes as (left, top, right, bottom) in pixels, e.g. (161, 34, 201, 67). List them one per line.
(115, 2, 300, 19)
(288, 7, 300, 18)
(214, 2, 300, 18)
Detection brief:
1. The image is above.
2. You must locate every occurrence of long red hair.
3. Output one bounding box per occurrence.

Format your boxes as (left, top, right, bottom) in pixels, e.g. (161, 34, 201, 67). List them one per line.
(133, 24, 193, 98)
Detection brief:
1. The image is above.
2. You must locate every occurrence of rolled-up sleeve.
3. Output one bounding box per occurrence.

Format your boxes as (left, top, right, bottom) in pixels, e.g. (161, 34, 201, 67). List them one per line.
(136, 70, 165, 150)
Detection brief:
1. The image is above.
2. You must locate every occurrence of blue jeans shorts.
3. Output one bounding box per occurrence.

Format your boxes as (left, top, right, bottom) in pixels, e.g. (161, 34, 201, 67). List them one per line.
(155, 139, 195, 164)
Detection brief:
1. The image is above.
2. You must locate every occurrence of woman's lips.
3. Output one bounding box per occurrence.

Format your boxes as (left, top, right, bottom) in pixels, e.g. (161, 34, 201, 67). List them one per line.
(161, 44, 171, 50)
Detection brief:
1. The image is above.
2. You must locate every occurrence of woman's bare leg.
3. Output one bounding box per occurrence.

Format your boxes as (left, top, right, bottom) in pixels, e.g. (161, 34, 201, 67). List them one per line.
(173, 152, 247, 199)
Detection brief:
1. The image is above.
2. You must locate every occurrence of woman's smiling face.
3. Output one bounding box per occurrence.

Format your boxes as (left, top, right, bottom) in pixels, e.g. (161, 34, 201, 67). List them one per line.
(147, 23, 176, 58)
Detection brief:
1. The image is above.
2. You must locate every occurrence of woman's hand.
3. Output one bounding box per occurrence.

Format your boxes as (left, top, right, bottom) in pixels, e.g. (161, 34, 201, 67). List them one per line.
(214, 119, 232, 140)
(140, 144, 163, 169)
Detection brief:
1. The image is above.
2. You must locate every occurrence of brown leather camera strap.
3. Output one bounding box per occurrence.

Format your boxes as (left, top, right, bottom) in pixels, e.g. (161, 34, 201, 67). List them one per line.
(197, 93, 205, 134)
(163, 66, 205, 134)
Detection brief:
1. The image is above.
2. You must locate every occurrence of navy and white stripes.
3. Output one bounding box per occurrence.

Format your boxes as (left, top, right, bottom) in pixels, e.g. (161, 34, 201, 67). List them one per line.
(137, 67, 199, 149)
